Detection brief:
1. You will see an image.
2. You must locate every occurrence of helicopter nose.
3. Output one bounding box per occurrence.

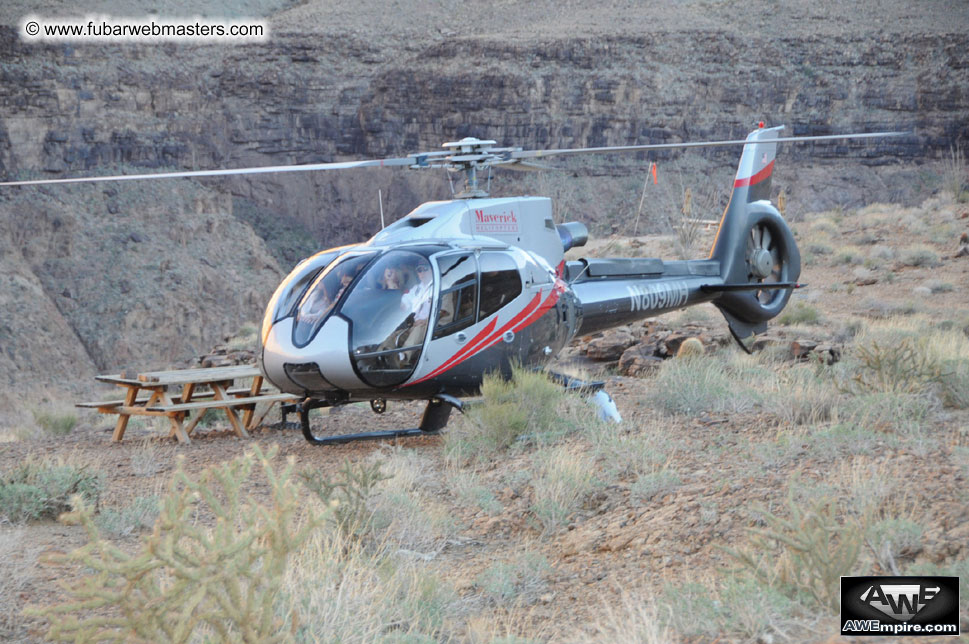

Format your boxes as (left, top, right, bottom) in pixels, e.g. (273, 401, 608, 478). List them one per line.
(262, 316, 365, 394)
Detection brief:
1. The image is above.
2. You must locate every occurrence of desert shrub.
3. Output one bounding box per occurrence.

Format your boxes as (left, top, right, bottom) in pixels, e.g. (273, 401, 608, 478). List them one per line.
(805, 241, 834, 257)
(30, 445, 326, 643)
(847, 338, 943, 396)
(866, 518, 925, 574)
(475, 551, 550, 605)
(445, 366, 592, 462)
(93, 495, 159, 537)
(31, 409, 77, 436)
(0, 458, 102, 523)
(300, 458, 390, 540)
(659, 577, 800, 641)
(726, 493, 861, 613)
(899, 245, 940, 267)
(938, 358, 969, 409)
(833, 246, 865, 265)
(907, 558, 969, 617)
(926, 279, 954, 293)
(630, 470, 681, 502)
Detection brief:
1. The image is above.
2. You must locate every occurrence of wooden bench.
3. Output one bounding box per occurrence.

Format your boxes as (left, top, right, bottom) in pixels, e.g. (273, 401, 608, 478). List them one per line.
(79, 365, 300, 444)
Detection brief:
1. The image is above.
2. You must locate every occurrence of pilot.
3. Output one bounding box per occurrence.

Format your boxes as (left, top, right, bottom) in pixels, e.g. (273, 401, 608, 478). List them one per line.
(401, 261, 433, 321)
(390, 259, 436, 352)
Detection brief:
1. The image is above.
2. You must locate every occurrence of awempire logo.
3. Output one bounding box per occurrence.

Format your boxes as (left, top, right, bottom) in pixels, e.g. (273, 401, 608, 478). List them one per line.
(841, 576, 960, 636)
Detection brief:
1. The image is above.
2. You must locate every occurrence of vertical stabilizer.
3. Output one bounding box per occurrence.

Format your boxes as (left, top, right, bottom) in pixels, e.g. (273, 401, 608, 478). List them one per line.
(708, 125, 800, 341)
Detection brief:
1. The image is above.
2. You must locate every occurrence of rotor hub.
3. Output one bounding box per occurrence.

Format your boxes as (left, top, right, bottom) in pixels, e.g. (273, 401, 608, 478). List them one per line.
(750, 248, 773, 278)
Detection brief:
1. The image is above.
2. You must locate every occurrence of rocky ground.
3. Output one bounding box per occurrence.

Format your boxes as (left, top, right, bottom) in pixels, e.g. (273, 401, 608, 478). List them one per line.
(1, 190, 967, 642)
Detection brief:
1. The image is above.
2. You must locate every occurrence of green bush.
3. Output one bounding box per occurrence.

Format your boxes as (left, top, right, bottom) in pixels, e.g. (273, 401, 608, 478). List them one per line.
(0, 459, 102, 523)
(446, 365, 589, 462)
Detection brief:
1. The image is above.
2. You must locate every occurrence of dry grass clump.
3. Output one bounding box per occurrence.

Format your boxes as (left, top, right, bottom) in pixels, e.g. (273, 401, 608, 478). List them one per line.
(588, 590, 671, 644)
(31, 408, 78, 437)
(658, 576, 802, 642)
(529, 446, 599, 532)
(446, 468, 502, 515)
(776, 301, 821, 326)
(283, 530, 457, 642)
(0, 528, 43, 640)
(765, 366, 840, 427)
(646, 352, 761, 417)
(941, 145, 968, 203)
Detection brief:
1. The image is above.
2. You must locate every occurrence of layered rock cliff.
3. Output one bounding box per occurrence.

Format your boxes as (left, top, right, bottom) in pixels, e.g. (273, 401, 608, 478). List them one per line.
(0, 0, 966, 417)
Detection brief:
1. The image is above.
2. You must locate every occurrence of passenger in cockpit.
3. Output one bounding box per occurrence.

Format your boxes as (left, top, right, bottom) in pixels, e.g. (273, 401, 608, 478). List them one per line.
(380, 265, 404, 290)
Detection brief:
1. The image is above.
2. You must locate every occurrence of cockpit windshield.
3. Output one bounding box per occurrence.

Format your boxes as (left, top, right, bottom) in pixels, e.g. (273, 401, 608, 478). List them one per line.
(340, 250, 436, 387)
(292, 252, 374, 347)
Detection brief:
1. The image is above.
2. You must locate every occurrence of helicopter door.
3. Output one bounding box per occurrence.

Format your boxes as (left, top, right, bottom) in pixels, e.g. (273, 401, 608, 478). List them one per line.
(433, 253, 478, 340)
(477, 252, 523, 321)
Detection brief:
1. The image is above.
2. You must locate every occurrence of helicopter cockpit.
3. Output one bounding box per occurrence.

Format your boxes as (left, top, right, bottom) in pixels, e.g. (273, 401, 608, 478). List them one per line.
(286, 247, 443, 387)
(264, 242, 532, 394)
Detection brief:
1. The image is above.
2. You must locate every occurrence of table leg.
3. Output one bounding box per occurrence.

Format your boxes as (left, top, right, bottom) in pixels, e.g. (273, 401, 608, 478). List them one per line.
(212, 382, 248, 438)
(242, 375, 263, 430)
(111, 385, 139, 442)
(158, 389, 191, 444)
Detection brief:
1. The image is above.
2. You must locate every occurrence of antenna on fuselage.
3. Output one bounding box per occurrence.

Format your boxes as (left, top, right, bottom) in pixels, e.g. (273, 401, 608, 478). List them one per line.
(378, 189, 385, 229)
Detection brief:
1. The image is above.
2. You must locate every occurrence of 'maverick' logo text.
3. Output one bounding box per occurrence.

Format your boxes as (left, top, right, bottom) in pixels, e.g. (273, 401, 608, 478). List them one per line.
(474, 209, 519, 234)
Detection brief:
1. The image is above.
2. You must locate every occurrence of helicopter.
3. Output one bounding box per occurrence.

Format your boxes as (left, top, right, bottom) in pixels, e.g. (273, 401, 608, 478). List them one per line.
(1, 124, 902, 445)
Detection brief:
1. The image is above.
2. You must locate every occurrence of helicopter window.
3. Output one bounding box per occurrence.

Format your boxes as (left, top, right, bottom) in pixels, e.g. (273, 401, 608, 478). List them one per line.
(292, 253, 373, 347)
(341, 250, 435, 388)
(478, 252, 522, 321)
(433, 253, 478, 340)
(271, 250, 341, 323)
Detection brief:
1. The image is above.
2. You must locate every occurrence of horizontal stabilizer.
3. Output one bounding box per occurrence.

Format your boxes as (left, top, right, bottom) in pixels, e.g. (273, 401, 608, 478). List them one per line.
(701, 282, 803, 293)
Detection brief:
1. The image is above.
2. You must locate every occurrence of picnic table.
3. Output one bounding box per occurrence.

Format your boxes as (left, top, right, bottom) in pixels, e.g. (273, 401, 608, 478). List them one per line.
(77, 365, 299, 444)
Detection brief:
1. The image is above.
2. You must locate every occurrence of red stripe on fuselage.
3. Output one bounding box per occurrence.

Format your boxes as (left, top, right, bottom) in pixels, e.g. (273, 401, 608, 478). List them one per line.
(410, 287, 562, 387)
(733, 159, 774, 188)
(406, 290, 544, 385)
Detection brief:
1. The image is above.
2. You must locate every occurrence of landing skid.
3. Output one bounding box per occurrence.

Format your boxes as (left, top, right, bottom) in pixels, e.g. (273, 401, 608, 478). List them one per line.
(298, 395, 463, 445)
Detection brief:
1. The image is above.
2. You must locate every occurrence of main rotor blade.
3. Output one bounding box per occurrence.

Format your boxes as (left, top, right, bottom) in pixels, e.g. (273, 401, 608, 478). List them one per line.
(0, 156, 415, 187)
(511, 131, 908, 161)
